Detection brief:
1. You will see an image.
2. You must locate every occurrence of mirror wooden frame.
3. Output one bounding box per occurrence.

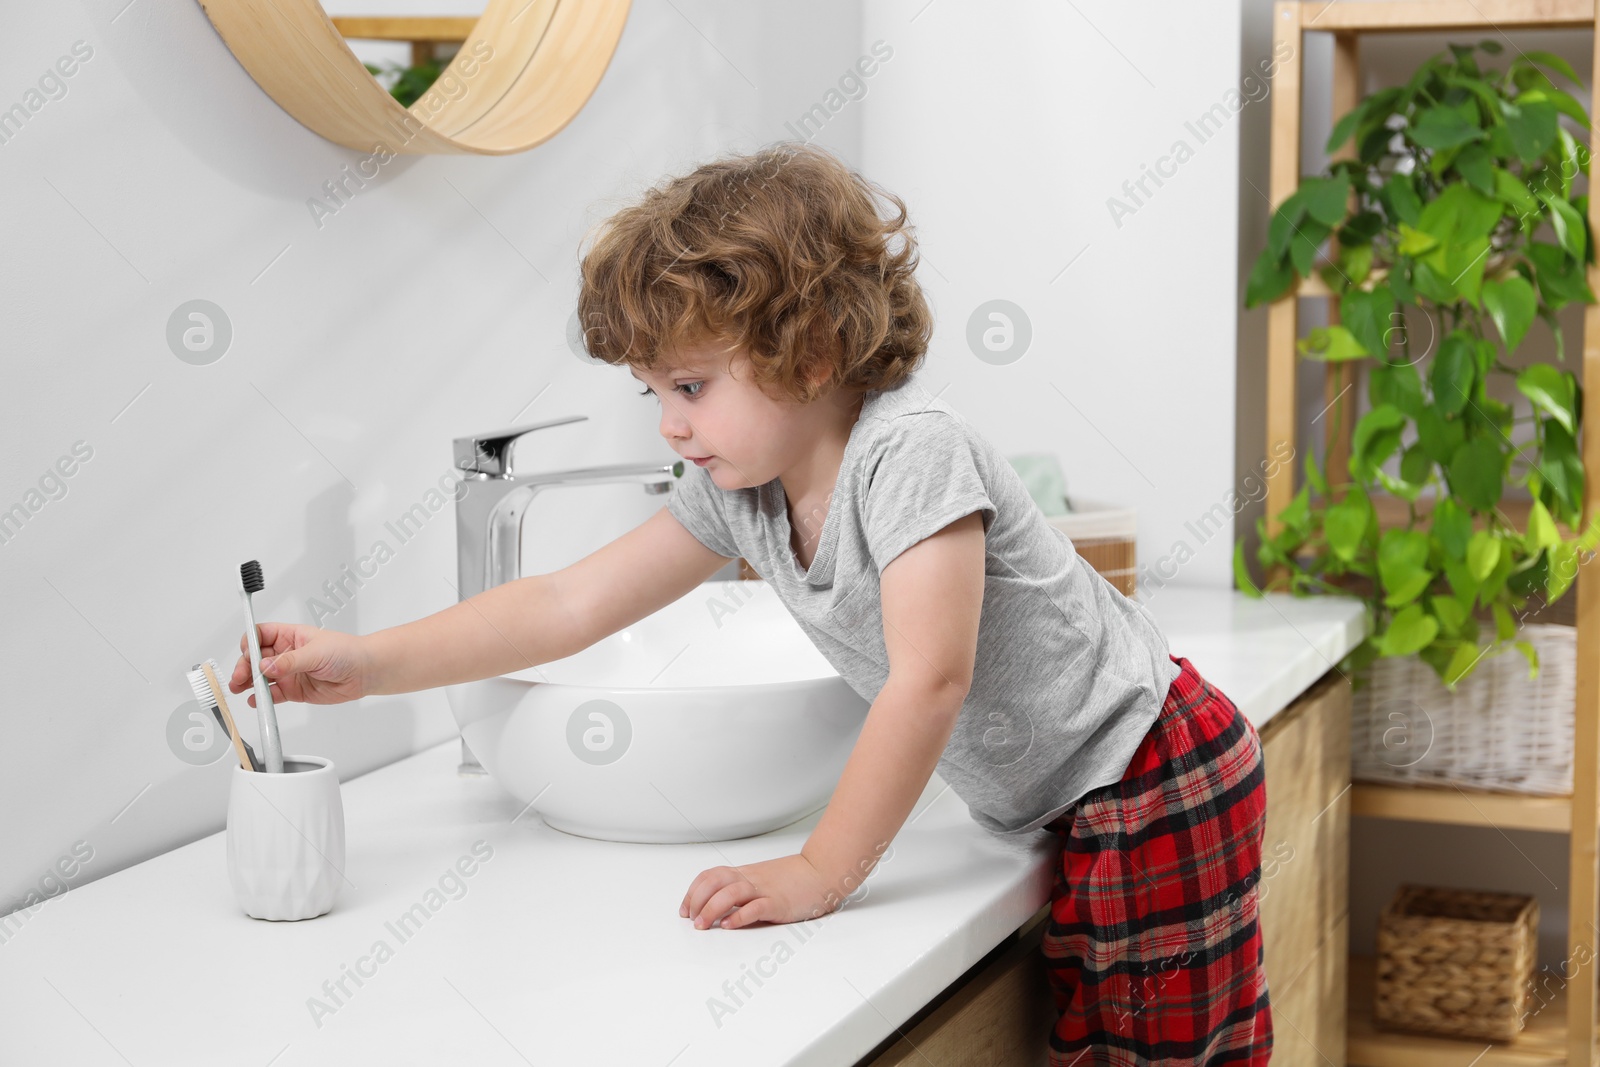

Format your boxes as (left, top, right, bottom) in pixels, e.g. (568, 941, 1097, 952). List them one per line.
(196, 0, 632, 155)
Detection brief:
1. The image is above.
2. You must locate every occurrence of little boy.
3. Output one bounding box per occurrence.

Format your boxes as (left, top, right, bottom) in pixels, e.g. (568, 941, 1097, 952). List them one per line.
(232, 142, 1272, 1065)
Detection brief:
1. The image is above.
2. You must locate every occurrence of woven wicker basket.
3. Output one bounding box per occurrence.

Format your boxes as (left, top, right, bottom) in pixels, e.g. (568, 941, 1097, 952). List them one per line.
(1350, 623, 1576, 794)
(1374, 883, 1538, 1041)
(1047, 500, 1138, 597)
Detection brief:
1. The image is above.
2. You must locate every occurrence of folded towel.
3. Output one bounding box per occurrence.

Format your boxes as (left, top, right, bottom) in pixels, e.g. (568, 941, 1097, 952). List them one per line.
(1005, 452, 1070, 517)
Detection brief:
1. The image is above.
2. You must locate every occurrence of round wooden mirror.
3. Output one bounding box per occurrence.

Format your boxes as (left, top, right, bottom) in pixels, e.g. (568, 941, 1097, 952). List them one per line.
(197, 0, 632, 155)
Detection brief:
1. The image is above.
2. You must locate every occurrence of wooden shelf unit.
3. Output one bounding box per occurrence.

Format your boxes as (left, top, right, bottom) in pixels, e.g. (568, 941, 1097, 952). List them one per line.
(329, 16, 478, 67)
(1352, 782, 1574, 833)
(1261, 3, 1600, 1064)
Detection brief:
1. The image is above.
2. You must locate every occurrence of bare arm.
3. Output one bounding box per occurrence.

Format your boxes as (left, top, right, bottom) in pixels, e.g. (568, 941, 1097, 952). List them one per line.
(364, 506, 733, 695)
(800, 510, 986, 895)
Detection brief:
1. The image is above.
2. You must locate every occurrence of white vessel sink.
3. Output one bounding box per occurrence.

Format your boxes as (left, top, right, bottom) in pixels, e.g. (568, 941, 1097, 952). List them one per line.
(445, 580, 870, 843)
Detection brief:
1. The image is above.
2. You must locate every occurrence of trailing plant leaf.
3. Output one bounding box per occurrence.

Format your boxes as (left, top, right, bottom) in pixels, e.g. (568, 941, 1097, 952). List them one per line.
(1492, 602, 1517, 642)
(1301, 174, 1353, 227)
(1379, 603, 1439, 656)
(1370, 359, 1425, 418)
(1381, 174, 1423, 225)
(1279, 482, 1312, 534)
(1539, 420, 1585, 519)
(1500, 94, 1560, 162)
(1524, 497, 1561, 552)
(1341, 210, 1386, 245)
(1481, 275, 1537, 352)
(1245, 248, 1296, 307)
(1511, 50, 1584, 88)
(1341, 287, 1396, 358)
(1536, 187, 1587, 261)
(1507, 551, 1547, 600)
(1326, 483, 1375, 562)
(1289, 218, 1332, 276)
(1529, 240, 1595, 308)
(1513, 640, 1541, 679)
(1336, 243, 1375, 289)
(1546, 539, 1579, 601)
(1442, 639, 1485, 686)
(1581, 513, 1600, 553)
(1410, 102, 1486, 150)
(1447, 435, 1505, 511)
(1233, 539, 1262, 598)
(1453, 142, 1495, 192)
(1466, 529, 1501, 581)
(1432, 332, 1478, 416)
(1298, 325, 1368, 361)
(1397, 222, 1439, 257)
(1478, 534, 1518, 602)
(1493, 167, 1541, 231)
(1431, 594, 1469, 636)
(1237, 40, 1596, 687)
(1430, 496, 1474, 558)
(1265, 191, 1305, 261)
(1410, 259, 1459, 303)
(1442, 555, 1481, 612)
(1304, 449, 1328, 496)
(1516, 363, 1576, 435)
(1379, 528, 1435, 606)
(1350, 404, 1408, 481)
(1415, 402, 1467, 465)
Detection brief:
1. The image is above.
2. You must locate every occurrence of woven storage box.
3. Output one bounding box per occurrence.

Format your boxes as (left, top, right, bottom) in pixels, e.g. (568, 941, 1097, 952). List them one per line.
(1046, 500, 1138, 597)
(1350, 623, 1576, 794)
(1374, 883, 1538, 1041)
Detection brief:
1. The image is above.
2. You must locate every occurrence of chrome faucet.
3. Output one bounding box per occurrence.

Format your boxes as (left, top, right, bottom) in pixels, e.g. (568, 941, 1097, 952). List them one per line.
(451, 415, 683, 775)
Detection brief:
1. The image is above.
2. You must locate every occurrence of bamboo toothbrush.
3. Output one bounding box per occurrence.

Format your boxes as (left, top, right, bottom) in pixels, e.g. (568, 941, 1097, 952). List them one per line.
(239, 560, 285, 773)
(187, 661, 260, 771)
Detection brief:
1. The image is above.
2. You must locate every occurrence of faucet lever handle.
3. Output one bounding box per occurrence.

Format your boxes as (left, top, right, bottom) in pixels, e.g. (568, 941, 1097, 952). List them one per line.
(454, 415, 588, 476)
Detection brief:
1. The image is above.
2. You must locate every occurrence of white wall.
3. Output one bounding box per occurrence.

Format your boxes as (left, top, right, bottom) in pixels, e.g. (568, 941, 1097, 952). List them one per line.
(861, 0, 1247, 607)
(0, 0, 862, 914)
(22, 0, 1551, 982)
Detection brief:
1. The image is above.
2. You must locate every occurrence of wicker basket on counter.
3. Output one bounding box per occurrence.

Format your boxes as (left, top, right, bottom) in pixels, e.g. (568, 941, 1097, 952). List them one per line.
(1047, 500, 1138, 597)
(1374, 883, 1538, 1042)
(1350, 623, 1576, 795)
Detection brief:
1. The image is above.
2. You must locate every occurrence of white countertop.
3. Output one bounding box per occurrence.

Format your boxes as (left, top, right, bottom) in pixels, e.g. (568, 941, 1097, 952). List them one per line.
(0, 587, 1365, 1067)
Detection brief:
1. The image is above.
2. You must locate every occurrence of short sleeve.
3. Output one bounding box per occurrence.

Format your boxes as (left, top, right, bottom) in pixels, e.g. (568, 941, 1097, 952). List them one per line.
(666, 463, 739, 558)
(863, 413, 997, 574)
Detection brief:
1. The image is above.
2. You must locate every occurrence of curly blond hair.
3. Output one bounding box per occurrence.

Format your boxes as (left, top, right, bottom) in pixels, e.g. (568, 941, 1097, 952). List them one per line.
(576, 142, 933, 405)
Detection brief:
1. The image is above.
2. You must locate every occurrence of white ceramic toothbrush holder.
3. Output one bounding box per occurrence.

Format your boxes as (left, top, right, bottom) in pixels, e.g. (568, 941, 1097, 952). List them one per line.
(226, 755, 346, 921)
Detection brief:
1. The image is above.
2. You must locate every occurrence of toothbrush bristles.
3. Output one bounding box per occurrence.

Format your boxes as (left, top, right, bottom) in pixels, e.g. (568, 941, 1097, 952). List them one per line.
(240, 560, 264, 593)
(187, 667, 219, 710)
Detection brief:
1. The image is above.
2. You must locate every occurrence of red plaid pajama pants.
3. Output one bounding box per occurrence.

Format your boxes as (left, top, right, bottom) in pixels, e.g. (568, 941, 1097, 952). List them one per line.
(1041, 654, 1273, 1066)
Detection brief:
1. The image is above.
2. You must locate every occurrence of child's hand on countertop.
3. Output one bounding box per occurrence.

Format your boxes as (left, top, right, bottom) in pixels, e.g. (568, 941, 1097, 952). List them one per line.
(230, 622, 370, 707)
(681, 854, 842, 930)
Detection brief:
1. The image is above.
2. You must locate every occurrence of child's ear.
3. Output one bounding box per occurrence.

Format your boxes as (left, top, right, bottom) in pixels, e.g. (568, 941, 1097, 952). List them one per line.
(801, 324, 843, 396)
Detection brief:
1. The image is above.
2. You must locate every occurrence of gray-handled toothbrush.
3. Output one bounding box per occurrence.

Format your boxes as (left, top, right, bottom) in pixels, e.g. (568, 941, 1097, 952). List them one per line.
(240, 560, 285, 773)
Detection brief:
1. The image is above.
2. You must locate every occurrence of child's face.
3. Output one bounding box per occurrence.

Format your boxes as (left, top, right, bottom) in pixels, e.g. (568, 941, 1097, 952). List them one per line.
(631, 339, 854, 493)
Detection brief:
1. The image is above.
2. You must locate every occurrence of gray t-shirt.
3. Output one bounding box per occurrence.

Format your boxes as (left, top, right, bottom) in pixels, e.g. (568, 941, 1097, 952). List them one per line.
(665, 374, 1183, 836)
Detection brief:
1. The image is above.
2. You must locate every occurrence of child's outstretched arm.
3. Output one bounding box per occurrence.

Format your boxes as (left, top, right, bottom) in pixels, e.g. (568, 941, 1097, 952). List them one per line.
(232, 506, 732, 704)
(681, 509, 987, 929)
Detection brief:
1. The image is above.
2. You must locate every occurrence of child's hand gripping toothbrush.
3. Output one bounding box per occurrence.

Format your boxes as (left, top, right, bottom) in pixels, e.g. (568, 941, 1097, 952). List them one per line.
(229, 620, 372, 719)
(239, 560, 284, 773)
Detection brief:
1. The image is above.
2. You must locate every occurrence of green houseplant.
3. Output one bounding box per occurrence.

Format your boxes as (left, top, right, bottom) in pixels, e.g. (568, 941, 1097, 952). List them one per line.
(1238, 40, 1600, 690)
(364, 58, 447, 108)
